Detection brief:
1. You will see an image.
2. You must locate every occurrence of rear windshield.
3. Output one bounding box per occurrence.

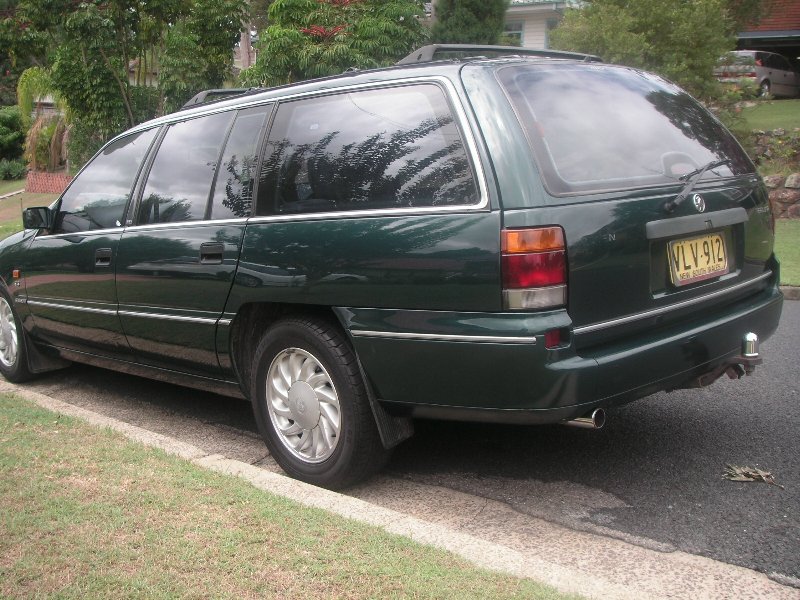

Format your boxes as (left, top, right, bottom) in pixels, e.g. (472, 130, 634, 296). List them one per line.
(497, 64, 753, 196)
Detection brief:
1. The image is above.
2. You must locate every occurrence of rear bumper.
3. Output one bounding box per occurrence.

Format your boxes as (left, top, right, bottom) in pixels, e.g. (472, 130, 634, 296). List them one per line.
(342, 280, 783, 425)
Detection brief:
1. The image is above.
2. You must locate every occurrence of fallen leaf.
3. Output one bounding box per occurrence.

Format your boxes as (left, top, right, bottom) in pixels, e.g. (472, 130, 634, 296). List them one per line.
(723, 464, 784, 489)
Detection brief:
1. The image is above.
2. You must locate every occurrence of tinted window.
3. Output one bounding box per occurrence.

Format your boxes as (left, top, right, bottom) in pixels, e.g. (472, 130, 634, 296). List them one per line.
(767, 54, 791, 71)
(210, 105, 271, 219)
(138, 112, 233, 224)
(257, 84, 478, 215)
(498, 65, 753, 196)
(55, 128, 157, 233)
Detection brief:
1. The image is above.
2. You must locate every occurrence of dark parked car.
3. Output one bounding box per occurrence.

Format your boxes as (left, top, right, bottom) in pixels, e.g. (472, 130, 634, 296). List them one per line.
(715, 50, 800, 98)
(0, 46, 783, 488)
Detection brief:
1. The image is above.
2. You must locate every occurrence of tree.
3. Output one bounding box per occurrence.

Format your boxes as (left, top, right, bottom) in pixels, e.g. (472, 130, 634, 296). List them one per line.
(0, 0, 47, 105)
(11, 0, 248, 133)
(0, 105, 24, 160)
(240, 0, 427, 87)
(549, 0, 749, 98)
(430, 0, 509, 45)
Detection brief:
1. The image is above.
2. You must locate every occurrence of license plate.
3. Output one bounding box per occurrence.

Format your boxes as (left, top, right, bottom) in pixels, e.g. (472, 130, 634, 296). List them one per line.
(668, 233, 728, 287)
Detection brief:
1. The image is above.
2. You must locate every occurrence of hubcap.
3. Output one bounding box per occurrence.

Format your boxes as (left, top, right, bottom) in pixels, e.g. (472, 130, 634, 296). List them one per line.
(265, 348, 341, 463)
(0, 297, 18, 368)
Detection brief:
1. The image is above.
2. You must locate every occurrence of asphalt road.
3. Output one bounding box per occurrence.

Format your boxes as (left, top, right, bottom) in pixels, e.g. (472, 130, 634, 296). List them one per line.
(19, 301, 800, 584)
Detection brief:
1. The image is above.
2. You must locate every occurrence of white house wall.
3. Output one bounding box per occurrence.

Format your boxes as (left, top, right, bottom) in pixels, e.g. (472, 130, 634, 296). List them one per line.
(506, 2, 569, 49)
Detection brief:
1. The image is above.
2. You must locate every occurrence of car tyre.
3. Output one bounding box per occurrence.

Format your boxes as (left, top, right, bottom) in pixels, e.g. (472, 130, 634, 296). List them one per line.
(0, 289, 33, 383)
(759, 80, 771, 97)
(250, 316, 389, 489)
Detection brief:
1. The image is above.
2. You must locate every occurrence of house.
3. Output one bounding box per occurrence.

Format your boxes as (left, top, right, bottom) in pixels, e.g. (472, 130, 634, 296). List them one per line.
(504, 0, 576, 49)
(737, 0, 800, 65)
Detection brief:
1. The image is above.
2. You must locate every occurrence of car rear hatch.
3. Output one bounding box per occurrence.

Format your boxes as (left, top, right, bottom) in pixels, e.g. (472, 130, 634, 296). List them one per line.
(493, 62, 777, 350)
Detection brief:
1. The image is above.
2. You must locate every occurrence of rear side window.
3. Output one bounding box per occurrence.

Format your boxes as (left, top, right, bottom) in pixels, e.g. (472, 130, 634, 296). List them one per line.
(210, 105, 271, 220)
(256, 83, 478, 215)
(138, 112, 233, 224)
(498, 65, 753, 196)
(55, 128, 157, 233)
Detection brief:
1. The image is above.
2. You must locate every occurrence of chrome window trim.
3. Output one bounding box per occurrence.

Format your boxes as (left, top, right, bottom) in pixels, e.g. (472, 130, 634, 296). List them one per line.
(351, 330, 536, 344)
(122, 217, 249, 233)
(573, 271, 772, 335)
(27, 299, 117, 316)
(34, 227, 125, 240)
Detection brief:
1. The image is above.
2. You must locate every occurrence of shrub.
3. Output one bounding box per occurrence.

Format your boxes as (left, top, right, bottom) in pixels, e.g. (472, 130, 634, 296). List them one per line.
(0, 158, 28, 180)
(0, 106, 26, 161)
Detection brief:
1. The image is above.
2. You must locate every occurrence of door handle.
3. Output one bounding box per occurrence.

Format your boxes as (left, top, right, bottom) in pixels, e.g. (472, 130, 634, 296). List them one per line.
(200, 242, 225, 265)
(95, 247, 113, 267)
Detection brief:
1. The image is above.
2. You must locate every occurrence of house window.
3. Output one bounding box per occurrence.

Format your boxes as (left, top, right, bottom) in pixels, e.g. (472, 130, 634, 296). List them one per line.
(504, 21, 524, 45)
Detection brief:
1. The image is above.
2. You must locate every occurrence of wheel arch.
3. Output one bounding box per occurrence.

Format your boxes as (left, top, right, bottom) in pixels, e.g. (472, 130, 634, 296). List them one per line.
(228, 301, 413, 450)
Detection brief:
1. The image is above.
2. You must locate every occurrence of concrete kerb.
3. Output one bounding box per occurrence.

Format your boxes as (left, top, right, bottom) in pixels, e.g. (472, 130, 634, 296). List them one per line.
(781, 286, 800, 301)
(3, 381, 799, 600)
(0, 189, 25, 200)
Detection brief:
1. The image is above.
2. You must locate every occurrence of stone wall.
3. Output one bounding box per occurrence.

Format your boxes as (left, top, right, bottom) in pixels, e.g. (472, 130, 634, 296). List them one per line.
(765, 173, 800, 219)
(25, 171, 72, 195)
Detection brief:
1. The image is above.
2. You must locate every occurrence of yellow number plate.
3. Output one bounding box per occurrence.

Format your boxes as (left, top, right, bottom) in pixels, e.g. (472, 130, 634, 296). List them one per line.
(668, 233, 728, 287)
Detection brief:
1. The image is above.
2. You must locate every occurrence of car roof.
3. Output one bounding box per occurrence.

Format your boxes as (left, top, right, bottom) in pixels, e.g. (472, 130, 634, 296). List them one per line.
(119, 53, 610, 139)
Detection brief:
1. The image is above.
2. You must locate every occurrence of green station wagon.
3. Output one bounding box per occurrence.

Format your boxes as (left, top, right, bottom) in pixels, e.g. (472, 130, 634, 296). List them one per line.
(0, 46, 783, 488)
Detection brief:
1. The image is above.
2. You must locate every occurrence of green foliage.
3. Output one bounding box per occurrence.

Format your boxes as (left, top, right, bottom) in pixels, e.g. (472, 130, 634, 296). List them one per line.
(430, 0, 509, 45)
(0, 105, 25, 160)
(0, 0, 49, 105)
(251, 0, 276, 32)
(550, 0, 737, 99)
(65, 120, 106, 173)
(160, 0, 248, 112)
(241, 0, 427, 87)
(16, 66, 61, 128)
(0, 157, 26, 180)
(15, 0, 248, 148)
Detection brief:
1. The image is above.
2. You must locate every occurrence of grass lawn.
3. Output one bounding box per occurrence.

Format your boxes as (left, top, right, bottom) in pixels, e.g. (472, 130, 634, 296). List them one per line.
(740, 99, 800, 131)
(775, 219, 800, 286)
(0, 179, 26, 196)
(0, 394, 573, 600)
(0, 192, 58, 241)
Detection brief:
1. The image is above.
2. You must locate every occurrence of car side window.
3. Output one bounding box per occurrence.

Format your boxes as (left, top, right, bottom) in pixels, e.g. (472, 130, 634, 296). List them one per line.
(210, 105, 271, 220)
(138, 112, 234, 225)
(54, 128, 158, 234)
(256, 84, 479, 216)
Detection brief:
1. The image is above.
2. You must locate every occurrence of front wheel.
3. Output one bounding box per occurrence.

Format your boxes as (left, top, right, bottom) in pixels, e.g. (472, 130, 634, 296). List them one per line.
(0, 291, 33, 383)
(250, 317, 388, 489)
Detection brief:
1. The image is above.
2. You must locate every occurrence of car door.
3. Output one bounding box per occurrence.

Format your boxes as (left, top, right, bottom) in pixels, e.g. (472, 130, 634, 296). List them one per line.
(115, 105, 271, 377)
(22, 128, 158, 357)
(772, 54, 800, 97)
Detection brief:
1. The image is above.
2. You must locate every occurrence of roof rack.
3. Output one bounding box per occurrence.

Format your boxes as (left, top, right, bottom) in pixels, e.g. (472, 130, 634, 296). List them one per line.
(181, 87, 263, 110)
(396, 44, 601, 65)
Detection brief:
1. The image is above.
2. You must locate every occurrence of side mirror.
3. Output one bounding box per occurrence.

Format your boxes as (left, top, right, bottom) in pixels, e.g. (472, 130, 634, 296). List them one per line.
(23, 206, 55, 231)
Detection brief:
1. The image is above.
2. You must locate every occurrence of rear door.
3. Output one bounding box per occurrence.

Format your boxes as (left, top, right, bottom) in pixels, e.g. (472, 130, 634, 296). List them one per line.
(116, 105, 271, 376)
(495, 63, 776, 347)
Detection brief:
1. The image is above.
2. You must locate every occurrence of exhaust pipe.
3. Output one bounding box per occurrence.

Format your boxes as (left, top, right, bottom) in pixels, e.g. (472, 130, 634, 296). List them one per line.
(565, 408, 606, 430)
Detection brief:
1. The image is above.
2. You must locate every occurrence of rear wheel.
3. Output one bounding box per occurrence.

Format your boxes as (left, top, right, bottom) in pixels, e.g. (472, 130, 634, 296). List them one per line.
(0, 291, 32, 383)
(760, 80, 771, 97)
(250, 317, 388, 489)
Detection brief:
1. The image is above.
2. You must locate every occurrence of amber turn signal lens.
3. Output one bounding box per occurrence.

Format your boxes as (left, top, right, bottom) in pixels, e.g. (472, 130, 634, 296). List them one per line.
(502, 227, 564, 254)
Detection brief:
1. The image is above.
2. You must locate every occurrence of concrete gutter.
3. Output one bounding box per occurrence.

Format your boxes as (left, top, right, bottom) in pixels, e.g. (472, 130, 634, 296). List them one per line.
(3, 382, 798, 600)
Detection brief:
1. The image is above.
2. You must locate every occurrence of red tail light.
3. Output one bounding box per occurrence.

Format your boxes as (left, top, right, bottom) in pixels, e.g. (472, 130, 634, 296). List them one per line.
(502, 227, 567, 310)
